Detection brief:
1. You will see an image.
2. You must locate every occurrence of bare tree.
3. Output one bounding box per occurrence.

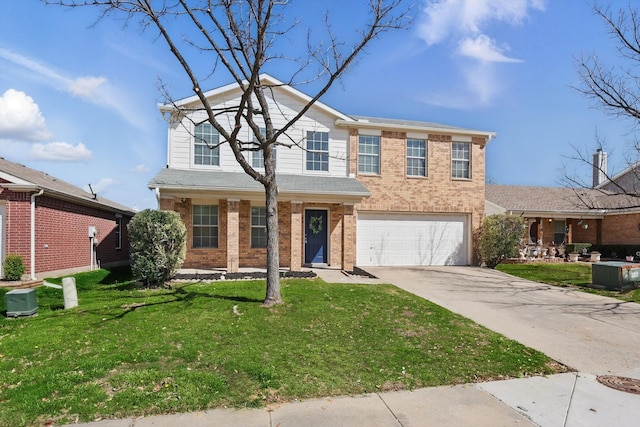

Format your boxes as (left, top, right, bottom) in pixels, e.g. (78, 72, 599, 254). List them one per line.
(49, 0, 410, 306)
(569, 2, 640, 209)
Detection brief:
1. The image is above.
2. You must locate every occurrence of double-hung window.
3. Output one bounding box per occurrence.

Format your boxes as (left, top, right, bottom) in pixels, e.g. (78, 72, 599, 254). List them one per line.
(406, 139, 426, 177)
(451, 142, 470, 179)
(251, 206, 267, 248)
(306, 131, 329, 171)
(193, 205, 218, 248)
(194, 123, 220, 166)
(358, 135, 380, 175)
(251, 128, 276, 169)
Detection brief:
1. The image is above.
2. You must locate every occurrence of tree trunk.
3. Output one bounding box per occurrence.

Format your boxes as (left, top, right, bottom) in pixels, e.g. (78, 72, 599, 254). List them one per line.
(263, 176, 282, 306)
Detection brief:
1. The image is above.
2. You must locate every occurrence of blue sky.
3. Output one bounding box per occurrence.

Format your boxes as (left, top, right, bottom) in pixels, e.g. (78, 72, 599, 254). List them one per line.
(0, 0, 637, 210)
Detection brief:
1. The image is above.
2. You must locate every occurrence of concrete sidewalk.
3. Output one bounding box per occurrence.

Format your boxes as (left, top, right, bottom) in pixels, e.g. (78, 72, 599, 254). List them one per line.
(62, 266, 640, 426)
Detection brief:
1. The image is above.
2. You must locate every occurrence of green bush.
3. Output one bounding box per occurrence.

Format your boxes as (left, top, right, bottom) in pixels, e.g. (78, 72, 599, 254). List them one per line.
(3, 254, 26, 281)
(565, 243, 591, 254)
(128, 209, 186, 287)
(479, 214, 525, 269)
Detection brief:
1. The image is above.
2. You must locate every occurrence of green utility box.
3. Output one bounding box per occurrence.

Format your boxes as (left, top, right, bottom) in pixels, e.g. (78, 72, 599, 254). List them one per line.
(5, 288, 38, 317)
(592, 261, 640, 291)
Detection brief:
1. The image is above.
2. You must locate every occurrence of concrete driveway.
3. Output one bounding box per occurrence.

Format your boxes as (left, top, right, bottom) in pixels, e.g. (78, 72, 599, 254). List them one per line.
(366, 266, 640, 375)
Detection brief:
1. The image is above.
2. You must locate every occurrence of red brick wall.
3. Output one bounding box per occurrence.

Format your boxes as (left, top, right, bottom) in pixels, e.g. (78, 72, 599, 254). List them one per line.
(1, 191, 130, 277)
(602, 213, 640, 245)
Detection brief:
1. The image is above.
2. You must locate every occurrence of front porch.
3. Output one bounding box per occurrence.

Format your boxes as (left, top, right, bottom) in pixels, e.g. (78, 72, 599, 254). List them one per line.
(161, 197, 358, 272)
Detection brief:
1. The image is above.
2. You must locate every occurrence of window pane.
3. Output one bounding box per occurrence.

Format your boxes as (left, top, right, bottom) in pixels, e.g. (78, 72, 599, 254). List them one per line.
(306, 131, 329, 171)
(358, 135, 380, 174)
(194, 123, 220, 166)
(251, 206, 267, 248)
(407, 139, 426, 177)
(451, 142, 470, 179)
(193, 205, 218, 247)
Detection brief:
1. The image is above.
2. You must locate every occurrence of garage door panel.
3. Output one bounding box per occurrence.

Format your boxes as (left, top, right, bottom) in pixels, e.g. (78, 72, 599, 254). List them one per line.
(357, 213, 468, 266)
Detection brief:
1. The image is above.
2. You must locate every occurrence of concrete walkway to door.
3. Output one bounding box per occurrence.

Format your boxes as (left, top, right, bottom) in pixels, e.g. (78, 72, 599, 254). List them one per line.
(366, 266, 640, 374)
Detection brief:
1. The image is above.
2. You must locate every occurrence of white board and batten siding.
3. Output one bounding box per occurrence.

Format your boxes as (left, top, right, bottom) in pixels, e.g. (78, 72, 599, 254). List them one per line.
(167, 87, 350, 177)
(356, 212, 470, 266)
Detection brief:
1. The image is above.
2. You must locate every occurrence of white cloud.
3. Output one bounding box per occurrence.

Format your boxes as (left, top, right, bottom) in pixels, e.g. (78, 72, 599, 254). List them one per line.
(416, 0, 545, 106)
(130, 163, 150, 173)
(30, 142, 92, 162)
(457, 35, 522, 63)
(0, 89, 52, 141)
(419, 0, 545, 46)
(0, 47, 143, 128)
(68, 76, 108, 100)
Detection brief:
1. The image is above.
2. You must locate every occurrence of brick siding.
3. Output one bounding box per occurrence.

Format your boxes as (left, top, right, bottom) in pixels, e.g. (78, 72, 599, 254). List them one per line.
(1, 190, 131, 278)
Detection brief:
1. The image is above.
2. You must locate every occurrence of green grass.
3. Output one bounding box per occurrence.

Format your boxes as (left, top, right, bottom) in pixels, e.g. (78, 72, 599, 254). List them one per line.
(1, 267, 565, 427)
(496, 263, 640, 303)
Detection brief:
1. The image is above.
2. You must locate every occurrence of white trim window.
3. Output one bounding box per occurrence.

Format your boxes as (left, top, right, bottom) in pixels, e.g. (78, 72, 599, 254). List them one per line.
(451, 142, 470, 179)
(251, 128, 276, 169)
(406, 139, 426, 177)
(358, 135, 380, 175)
(306, 131, 329, 171)
(193, 205, 219, 248)
(251, 206, 267, 248)
(194, 123, 220, 166)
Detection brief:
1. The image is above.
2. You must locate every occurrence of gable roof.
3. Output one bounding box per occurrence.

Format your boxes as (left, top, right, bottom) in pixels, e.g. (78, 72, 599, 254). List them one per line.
(0, 157, 136, 216)
(486, 184, 640, 216)
(158, 73, 354, 123)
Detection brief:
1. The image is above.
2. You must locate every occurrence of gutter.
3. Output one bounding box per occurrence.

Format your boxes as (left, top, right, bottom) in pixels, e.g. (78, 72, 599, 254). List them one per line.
(30, 189, 44, 280)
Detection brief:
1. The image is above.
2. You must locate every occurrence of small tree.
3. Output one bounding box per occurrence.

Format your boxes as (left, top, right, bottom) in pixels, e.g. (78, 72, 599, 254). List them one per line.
(128, 209, 187, 287)
(3, 255, 26, 281)
(479, 214, 525, 269)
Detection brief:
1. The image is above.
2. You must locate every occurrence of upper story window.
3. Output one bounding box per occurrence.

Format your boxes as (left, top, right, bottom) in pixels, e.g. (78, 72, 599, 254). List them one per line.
(451, 142, 470, 179)
(306, 131, 329, 171)
(358, 135, 380, 175)
(115, 216, 122, 249)
(193, 205, 218, 248)
(194, 123, 220, 166)
(251, 206, 267, 248)
(251, 128, 276, 169)
(406, 139, 426, 177)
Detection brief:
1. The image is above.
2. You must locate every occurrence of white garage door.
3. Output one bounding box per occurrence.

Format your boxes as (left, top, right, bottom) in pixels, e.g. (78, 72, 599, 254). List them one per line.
(356, 213, 469, 266)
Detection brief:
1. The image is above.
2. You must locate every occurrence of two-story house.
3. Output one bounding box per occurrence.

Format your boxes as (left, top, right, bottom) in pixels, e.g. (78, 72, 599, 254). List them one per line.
(148, 75, 495, 272)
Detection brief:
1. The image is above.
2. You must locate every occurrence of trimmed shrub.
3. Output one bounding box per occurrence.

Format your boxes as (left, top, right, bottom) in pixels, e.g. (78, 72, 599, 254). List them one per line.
(128, 209, 186, 287)
(565, 243, 591, 254)
(589, 245, 640, 259)
(479, 214, 525, 269)
(3, 254, 26, 281)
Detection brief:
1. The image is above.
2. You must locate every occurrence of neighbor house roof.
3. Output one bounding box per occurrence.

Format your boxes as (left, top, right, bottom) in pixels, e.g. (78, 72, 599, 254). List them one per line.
(486, 184, 640, 216)
(149, 168, 370, 203)
(0, 157, 136, 215)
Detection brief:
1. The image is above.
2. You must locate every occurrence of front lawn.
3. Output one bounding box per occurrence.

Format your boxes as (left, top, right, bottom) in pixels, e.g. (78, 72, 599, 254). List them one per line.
(1, 268, 564, 427)
(496, 263, 640, 303)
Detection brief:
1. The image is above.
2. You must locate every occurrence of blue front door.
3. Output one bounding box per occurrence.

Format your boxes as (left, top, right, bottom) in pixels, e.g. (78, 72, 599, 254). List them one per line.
(305, 210, 328, 264)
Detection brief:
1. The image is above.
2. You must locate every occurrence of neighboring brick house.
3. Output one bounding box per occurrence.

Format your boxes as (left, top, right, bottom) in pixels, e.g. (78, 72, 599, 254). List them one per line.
(485, 184, 640, 248)
(149, 74, 495, 271)
(0, 157, 135, 280)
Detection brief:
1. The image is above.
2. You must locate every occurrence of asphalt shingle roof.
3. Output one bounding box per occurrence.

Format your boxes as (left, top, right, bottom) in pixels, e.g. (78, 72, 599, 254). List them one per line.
(149, 168, 371, 198)
(0, 157, 136, 215)
(486, 184, 640, 213)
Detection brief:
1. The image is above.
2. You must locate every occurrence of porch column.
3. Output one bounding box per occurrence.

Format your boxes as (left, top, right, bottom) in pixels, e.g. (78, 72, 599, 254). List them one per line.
(342, 204, 355, 272)
(535, 217, 543, 244)
(227, 199, 240, 272)
(290, 201, 302, 271)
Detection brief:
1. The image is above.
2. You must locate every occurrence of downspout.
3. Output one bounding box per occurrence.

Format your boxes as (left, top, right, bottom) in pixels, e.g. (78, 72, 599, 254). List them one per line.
(30, 189, 44, 280)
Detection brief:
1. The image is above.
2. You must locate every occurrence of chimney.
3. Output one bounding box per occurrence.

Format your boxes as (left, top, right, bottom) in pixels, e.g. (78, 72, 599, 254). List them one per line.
(592, 149, 607, 187)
